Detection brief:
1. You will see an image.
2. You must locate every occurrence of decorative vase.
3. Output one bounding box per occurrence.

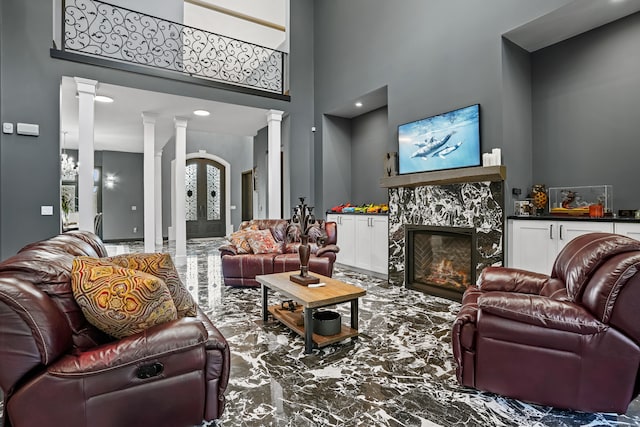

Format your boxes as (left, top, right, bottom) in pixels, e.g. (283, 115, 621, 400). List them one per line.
(531, 184, 548, 215)
(298, 235, 310, 278)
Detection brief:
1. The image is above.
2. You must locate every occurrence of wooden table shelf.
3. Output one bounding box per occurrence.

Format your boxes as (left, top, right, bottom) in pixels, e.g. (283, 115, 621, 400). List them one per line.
(268, 305, 359, 348)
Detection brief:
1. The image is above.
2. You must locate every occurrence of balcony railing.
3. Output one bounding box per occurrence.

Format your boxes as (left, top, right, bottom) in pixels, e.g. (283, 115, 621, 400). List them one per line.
(55, 0, 287, 98)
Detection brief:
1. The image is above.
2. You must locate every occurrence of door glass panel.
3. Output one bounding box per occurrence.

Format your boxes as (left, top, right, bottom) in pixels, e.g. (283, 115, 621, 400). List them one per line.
(207, 164, 221, 221)
(186, 163, 198, 221)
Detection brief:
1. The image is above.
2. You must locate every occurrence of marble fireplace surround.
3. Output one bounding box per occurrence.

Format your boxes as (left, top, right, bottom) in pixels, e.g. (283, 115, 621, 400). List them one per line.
(381, 166, 505, 296)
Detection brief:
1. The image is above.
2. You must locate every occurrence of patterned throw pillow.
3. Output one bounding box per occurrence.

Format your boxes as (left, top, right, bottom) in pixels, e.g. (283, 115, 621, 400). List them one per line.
(71, 257, 177, 339)
(105, 253, 198, 318)
(246, 229, 283, 254)
(228, 230, 253, 254)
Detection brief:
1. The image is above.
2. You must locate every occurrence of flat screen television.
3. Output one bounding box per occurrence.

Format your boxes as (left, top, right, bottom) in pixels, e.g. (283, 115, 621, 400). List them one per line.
(398, 104, 480, 175)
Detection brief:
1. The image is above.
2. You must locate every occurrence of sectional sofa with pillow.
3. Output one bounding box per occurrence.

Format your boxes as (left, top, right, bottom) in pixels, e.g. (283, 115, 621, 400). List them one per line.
(219, 219, 339, 287)
(0, 230, 230, 427)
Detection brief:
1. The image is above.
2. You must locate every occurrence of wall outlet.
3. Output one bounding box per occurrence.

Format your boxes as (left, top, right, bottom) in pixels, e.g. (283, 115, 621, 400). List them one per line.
(133, 227, 137, 233)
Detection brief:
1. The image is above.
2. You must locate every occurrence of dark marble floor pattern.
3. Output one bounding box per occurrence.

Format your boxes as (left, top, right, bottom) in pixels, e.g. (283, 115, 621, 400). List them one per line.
(2, 238, 639, 426)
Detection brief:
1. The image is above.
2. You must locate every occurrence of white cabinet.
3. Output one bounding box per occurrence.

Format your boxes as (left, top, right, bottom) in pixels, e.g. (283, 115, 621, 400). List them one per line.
(326, 214, 356, 267)
(326, 214, 388, 275)
(614, 222, 640, 240)
(508, 219, 613, 274)
(354, 215, 388, 274)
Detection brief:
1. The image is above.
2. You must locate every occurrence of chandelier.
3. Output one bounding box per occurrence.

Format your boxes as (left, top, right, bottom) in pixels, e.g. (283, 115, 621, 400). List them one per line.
(61, 131, 78, 181)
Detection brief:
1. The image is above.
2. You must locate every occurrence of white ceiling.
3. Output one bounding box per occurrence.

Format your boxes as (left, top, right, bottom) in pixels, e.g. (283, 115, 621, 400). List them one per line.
(60, 77, 271, 152)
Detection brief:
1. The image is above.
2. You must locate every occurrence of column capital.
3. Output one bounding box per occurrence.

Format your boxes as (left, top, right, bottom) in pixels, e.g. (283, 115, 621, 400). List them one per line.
(74, 77, 98, 95)
(142, 112, 158, 124)
(174, 117, 189, 128)
(266, 109, 284, 123)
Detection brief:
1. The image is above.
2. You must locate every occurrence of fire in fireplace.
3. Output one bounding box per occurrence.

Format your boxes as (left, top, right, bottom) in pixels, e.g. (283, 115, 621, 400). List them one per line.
(405, 225, 476, 301)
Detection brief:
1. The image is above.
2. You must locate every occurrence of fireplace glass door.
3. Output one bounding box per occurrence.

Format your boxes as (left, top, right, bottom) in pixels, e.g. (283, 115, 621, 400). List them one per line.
(405, 226, 475, 301)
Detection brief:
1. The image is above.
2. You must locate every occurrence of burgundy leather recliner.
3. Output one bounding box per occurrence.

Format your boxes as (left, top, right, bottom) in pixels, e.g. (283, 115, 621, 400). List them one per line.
(0, 230, 230, 427)
(220, 219, 339, 287)
(452, 232, 640, 414)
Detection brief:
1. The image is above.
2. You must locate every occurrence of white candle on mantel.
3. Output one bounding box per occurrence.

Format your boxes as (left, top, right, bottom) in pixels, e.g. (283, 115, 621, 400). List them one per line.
(491, 148, 501, 165)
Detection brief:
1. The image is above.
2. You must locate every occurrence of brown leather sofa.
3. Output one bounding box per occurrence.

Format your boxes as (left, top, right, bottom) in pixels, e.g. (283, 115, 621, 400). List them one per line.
(452, 232, 640, 413)
(0, 230, 230, 427)
(219, 219, 339, 287)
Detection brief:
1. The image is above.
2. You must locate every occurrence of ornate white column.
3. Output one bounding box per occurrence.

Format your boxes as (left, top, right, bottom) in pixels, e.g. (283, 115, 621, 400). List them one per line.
(142, 113, 157, 252)
(174, 117, 188, 261)
(74, 77, 97, 232)
(155, 150, 163, 246)
(267, 110, 284, 218)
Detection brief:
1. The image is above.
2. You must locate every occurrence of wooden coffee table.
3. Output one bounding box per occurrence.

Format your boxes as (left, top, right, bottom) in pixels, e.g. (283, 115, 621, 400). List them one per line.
(257, 272, 366, 354)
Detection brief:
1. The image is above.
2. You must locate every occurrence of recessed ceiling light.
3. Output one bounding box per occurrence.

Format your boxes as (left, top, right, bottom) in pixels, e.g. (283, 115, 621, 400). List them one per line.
(95, 95, 114, 103)
(355, 102, 363, 108)
(193, 110, 210, 116)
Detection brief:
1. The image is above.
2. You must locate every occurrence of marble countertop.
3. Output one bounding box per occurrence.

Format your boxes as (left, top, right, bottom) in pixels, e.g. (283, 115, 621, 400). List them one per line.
(508, 215, 640, 223)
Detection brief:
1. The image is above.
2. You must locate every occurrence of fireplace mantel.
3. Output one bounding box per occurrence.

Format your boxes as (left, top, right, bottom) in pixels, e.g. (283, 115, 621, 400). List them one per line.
(379, 165, 506, 188)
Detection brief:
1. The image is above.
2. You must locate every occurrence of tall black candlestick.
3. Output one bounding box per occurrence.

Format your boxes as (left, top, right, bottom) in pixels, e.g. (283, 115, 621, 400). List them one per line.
(289, 196, 320, 285)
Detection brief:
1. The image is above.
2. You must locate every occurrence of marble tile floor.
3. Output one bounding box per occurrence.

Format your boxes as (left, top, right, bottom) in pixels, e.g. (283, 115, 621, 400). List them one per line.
(2, 238, 639, 427)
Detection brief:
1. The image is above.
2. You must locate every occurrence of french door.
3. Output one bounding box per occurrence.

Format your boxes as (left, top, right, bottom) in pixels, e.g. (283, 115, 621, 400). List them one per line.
(185, 158, 226, 238)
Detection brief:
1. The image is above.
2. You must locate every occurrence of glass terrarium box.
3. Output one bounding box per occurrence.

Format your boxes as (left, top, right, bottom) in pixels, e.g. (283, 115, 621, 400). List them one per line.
(548, 185, 612, 217)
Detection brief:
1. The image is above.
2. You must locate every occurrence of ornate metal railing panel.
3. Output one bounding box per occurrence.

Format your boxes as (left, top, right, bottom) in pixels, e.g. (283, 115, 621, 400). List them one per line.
(62, 0, 285, 94)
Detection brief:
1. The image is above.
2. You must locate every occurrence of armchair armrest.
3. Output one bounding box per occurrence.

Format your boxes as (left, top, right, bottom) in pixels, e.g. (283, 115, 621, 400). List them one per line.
(316, 244, 340, 257)
(478, 266, 564, 296)
(196, 307, 228, 351)
(219, 244, 237, 256)
(49, 317, 207, 375)
(478, 292, 606, 335)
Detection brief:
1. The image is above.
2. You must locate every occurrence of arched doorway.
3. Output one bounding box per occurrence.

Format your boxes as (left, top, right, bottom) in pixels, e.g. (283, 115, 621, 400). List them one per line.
(185, 157, 226, 238)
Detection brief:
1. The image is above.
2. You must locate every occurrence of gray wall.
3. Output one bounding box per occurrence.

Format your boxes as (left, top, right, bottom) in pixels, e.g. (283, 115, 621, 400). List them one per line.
(321, 115, 351, 214)
(101, 151, 144, 241)
(501, 39, 533, 214)
(532, 12, 640, 211)
(287, 1, 316, 211)
(59, 149, 143, 241)
(351, 107, 388, 206)
(312, 0, 571, 214)
(320, 106, 389, 212)
(0, 0, 314, 259)
(0, 0, 3, 253)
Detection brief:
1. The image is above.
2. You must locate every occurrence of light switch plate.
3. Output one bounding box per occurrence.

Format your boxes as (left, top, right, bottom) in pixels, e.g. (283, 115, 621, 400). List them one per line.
(17, 123, 39, 136)
(41, 205, 54, 216)
(2, 123, 13, 134)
